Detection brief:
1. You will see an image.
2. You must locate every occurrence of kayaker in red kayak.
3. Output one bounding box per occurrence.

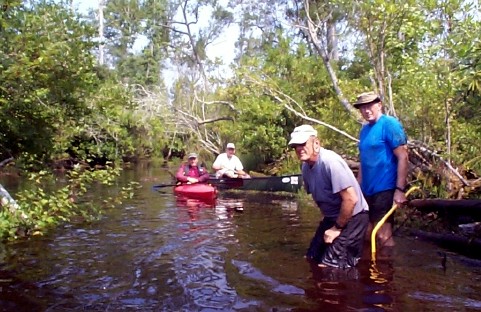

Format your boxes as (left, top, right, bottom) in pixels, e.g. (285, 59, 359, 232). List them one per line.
(175, 152, 210, 184)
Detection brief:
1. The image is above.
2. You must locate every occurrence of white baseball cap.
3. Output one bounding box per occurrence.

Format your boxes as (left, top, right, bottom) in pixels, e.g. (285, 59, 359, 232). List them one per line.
(288, 125, 317, 146)
(226, 143, 235, 149)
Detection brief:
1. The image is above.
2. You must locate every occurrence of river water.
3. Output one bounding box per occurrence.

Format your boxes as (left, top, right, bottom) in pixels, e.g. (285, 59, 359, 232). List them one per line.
(1, 164, 481, 311)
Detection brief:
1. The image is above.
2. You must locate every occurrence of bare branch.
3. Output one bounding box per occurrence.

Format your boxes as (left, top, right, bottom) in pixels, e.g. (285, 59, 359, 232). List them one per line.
(175, 107, 233, 125)
(198, 117, 234, 125)
(299, 0, 361, 120)
(408, 140, 470, 186)
(283, 104, 359, 142)
(193, 92, 238, 112)
(246, 74, 359, 142)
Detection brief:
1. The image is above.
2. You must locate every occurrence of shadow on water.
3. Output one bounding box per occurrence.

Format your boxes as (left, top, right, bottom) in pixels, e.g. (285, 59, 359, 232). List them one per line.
(1, 165, 481, 311)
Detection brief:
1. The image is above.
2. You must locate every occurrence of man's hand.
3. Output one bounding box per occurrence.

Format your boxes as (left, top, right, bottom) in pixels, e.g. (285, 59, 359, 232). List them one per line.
(187, 177, 199, 184)
(394, 189, 407, 206)
(324, 227, 341, 244)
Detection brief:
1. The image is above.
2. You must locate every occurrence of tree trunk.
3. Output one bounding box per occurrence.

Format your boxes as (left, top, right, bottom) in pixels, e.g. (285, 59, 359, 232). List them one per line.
(98, 0, 105, 65)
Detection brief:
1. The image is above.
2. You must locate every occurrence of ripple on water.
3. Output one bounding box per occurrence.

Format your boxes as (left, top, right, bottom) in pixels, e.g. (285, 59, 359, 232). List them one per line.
(3, 170, 481, 311)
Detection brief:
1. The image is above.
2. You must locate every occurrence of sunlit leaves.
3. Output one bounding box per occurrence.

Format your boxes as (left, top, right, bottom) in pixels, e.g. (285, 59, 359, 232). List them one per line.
(0, 166, 139, 240)
(0, 2, 98, 161)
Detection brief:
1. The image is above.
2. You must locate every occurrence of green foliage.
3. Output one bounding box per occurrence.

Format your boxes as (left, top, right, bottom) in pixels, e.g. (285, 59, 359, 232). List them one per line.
(0, 165, 139, 240)
(216, 36, 359, 170)
(0, 1, 171, 166)
(101, 0, 170, 86)
(2, 0, 481, 200)
(103, 0, 146, 58)
(85, 0, 169, 87)
(0, 1, 98, 162)
(117, 53, 165, 86)
(52, 81, 171, 162)
(337, 0, 481, 179)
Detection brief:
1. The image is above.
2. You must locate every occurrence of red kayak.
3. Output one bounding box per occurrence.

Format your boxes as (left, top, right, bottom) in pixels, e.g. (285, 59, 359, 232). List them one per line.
(174, 183, 217, 200)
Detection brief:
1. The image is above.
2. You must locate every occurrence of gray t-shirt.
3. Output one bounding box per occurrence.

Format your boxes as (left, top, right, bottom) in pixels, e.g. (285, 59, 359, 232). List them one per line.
(302, 148, 368, 218)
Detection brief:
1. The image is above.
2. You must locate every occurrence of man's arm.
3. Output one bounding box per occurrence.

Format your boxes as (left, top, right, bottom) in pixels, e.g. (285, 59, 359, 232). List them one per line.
(175, 164, 188, 183)
(198, 170, 210, 183)
(324, 186, 358, 243)
(234, 156, 246, 175)
(212, 155, 223, 171)
(336, 186, 358, 228)
(393, 144, 409, 204)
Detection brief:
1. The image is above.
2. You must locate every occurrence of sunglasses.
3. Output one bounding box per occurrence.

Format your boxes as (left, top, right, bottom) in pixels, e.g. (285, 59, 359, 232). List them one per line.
(290, 142, 307, 148)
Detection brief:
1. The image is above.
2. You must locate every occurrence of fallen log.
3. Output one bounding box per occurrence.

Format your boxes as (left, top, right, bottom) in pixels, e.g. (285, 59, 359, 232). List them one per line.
(410, 199, 481, 209)
(409, 199, 481, 218)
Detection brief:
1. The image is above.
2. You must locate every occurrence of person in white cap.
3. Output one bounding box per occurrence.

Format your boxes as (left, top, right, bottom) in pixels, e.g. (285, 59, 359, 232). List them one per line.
(354, 91, 408, 248)
(175, 152, 210, 184)
(289, 125, 369, 269)
(212, 143, 250, 179)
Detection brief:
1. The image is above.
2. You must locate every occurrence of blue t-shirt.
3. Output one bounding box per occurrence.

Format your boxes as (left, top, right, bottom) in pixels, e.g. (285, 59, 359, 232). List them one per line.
(302, 148, 368, 218)
(358, 114, 407, 196)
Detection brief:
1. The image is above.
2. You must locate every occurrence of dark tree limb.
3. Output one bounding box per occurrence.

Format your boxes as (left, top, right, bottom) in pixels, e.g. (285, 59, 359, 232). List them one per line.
(0, 157, 14, 168)
(408, 140, 469, 186)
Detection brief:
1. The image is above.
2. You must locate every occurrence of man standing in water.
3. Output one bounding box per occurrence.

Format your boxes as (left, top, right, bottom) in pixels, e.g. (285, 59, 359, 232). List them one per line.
(289, 125, 369, 268)
(354, 92, 408, 248)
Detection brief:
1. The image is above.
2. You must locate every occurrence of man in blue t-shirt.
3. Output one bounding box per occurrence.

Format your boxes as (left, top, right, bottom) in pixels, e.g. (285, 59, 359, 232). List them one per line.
(354, 92, 409, 248)
(289, 125, 369, 269)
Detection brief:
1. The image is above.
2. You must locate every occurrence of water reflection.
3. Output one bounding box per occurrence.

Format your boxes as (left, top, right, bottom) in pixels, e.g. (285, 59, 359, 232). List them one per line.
(216, 196, 245, 215)
(175, 196, 216, 222)
(365, 260, 395, 309)
(1, 167, 481, 311)
(299, 259, 395, 311)
(175, 193, 246, 222)
(169, 192, 249, 310)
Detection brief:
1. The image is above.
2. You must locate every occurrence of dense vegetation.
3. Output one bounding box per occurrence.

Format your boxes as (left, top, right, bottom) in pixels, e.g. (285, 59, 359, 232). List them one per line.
(1, 0, 480, 239)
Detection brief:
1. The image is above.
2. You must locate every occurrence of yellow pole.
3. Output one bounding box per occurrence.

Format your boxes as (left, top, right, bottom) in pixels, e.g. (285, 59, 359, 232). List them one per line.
(371, 186, 420, 260)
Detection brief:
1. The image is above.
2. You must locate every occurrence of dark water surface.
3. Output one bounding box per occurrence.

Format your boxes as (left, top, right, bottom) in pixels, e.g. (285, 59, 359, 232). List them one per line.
(1, 165, 481, 311)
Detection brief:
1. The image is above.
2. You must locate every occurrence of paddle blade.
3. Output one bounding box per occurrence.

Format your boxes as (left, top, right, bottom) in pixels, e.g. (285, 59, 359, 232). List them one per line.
(152, 183, 177, 191)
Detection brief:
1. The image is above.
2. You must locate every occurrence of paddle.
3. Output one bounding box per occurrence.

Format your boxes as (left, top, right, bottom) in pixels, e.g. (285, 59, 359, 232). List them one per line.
(152, 181, 211, 190)
(150, 170, 178, 189)
(152, 183, 178, 188)
(151, 183, 180, 191)
(152, 174, 243, 189)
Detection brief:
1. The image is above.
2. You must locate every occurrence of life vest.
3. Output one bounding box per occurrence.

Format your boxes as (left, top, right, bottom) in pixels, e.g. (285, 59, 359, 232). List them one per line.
(183, 164, 207, 176)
